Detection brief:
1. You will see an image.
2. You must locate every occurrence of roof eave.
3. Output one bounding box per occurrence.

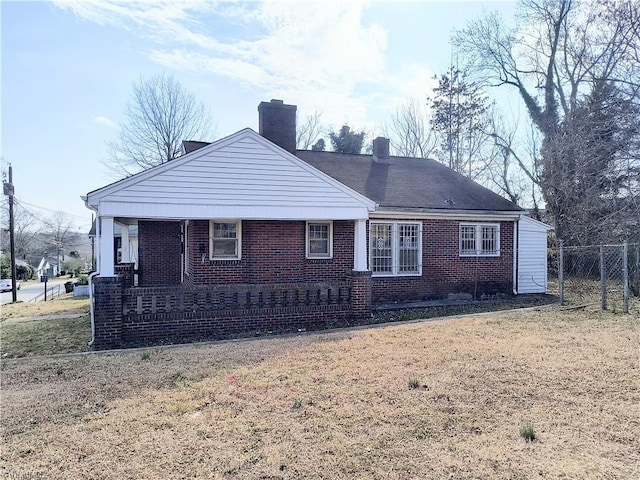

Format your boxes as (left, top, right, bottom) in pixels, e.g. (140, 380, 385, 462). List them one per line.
(371, 207, 523, 220)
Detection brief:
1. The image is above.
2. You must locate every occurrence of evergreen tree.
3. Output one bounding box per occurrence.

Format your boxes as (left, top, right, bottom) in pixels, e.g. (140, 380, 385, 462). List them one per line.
(328, 125, 366, 154)
(430, 68, 491, 179)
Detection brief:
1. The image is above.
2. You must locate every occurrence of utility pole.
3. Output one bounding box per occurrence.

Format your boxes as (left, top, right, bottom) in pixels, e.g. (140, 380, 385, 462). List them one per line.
(3, 164, 17, 302)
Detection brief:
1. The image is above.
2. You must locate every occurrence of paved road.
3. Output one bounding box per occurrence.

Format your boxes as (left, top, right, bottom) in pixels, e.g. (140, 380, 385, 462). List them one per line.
(1, 278, 70, 305)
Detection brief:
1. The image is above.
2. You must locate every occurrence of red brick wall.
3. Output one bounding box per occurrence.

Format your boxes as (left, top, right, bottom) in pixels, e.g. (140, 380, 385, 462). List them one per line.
(371, 219, 515, 302)
(92, 276, 123, 350)
(138, 221, 182, 286)
(92, 279, 357, 349)
(138, 217, 514, 302)
(185, 220, 354, 284)
(120, 306, 352, 347)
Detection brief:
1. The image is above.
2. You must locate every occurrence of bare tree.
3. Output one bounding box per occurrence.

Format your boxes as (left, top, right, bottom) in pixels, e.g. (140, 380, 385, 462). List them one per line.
(42, 212, 74, 275)
(106, 73, 214, 177)
(296, 111, 324, 150)
(457, 0, 640, 244)
(1, 200, 41, 262)
(484, 115, 541, 207)
(384, 98, 438, 158)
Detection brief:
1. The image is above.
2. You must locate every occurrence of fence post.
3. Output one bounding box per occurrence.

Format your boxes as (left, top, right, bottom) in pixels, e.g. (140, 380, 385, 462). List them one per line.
(622, 242, 629, 314)
(600, 245, 607, 310)
(558, 242, 564, 305)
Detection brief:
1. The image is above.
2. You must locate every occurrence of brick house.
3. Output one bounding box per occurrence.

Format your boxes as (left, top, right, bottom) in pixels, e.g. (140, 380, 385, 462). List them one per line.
(84, 99, 542, 350)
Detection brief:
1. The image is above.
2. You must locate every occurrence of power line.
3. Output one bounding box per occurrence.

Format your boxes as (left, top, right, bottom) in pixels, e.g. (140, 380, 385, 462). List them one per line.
(4, 199, 92, 230)
(12, 198, 92, 221)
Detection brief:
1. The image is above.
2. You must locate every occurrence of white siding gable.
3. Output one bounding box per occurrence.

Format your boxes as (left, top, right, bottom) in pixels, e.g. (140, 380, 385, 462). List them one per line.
(86, 129, 376, 220)
(517, 216, 552, 294)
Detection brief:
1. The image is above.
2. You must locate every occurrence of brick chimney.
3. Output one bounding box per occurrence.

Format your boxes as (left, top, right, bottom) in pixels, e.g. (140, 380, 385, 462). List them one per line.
(372, 137, 390, 163)
(258, 99, 297, 154)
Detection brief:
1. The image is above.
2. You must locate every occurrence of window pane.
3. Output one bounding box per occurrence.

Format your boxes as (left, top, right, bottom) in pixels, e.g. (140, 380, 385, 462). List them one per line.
(308, 224, 328, 240)
(309, 239, 329, 255)
(213, 239, 237, 257)
(460, 225, 476, 254)
(214, 222, 237, 239)
(398, 224, 419, 273)
(481, 226, 497, 254)
(371, 224, 392, 273)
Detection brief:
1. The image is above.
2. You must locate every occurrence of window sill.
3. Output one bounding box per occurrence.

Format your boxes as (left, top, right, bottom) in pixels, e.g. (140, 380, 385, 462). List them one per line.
(372, 272, 422, 278)
(305, 257, 333, 262)
(208, 258, 242, 265)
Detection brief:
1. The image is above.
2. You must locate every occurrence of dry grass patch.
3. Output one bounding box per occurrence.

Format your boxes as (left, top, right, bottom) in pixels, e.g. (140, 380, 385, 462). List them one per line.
(1, 298, 92, 358)
(0, 316, 91, 358)
(0, 297, 90, 320)
(1, 306, 638, 479)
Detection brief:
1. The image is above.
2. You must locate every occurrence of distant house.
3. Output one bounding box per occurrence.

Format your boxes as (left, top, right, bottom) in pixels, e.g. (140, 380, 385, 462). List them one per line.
(84, 99, 550, 350)
(37, 257, 58, 278)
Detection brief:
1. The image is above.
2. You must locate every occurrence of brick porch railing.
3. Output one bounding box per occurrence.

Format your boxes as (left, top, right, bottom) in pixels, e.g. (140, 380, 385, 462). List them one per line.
(92, 274, 371, 349)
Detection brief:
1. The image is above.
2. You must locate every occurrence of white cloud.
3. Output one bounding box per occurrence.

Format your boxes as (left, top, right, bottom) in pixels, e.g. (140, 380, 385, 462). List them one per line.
(51, 0, 386, 122)
(94, 115, 117, 128)
(54, 1, 428, 129)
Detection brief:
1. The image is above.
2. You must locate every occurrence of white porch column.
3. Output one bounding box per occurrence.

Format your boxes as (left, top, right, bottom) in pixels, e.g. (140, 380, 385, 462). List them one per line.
(99, 216, 115, 276)
(120, 224, 130, 263)
(353, 219, 368, 271)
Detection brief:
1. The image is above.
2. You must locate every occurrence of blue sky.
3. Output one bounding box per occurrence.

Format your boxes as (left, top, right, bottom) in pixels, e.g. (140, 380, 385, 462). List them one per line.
(1, 0, 516, 232)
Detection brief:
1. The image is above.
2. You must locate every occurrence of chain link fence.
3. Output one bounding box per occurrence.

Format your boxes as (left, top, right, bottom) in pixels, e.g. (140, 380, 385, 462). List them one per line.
(547, 242, 639, 313)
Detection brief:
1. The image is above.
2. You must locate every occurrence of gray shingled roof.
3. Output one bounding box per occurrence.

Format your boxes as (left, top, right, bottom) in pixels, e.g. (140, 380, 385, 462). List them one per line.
(182, 140, 212, 155)
(296, 150, 521, 212)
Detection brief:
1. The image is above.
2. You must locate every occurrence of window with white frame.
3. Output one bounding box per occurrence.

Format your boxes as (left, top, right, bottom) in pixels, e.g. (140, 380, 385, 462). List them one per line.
(210, 221, 241, 259)
(306, 221, 333, 258)
(459, 223, 500, 256)
(370, 222, 421, 275)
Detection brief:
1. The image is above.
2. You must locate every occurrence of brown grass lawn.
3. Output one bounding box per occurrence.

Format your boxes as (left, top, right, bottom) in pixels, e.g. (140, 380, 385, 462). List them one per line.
(1, 297, 90, 320)
(1, 306, 638, 479)
(1, 298, 92, 358)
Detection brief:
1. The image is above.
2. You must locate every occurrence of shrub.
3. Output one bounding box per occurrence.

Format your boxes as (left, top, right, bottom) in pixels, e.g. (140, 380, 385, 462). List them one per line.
(77, 274, 89, 286)
(408, 378, 420, 389)
(16, 264, 34, 280)
(520, 422, 536, 442)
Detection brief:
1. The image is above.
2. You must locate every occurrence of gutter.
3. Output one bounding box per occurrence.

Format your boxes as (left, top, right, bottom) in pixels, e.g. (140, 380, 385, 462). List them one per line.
(513, 215, 520, 295)
(84, 198, 99, 347)
(370, 208, 522, 221)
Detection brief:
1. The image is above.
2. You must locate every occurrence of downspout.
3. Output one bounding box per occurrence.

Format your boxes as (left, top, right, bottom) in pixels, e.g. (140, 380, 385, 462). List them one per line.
(513, 215, 520, 295)
(87, 271, 99, 347)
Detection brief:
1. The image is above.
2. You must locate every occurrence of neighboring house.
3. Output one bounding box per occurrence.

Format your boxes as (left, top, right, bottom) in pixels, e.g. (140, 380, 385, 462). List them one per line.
(37, 257, 58, 279)
(84, 99, 549, 349)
